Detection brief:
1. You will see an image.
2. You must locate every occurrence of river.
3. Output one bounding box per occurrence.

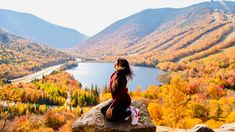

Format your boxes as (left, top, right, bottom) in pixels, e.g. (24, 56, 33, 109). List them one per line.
(66, 62, 164, 91)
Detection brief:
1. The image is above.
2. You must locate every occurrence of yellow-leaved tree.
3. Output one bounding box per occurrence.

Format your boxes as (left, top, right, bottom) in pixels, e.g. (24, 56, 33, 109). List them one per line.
(159, 74, 190, 128)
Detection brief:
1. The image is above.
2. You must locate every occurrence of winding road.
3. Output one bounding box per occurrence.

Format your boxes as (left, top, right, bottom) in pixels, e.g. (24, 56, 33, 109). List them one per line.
(10, 58, 82, 84)
(10, 64, 65, 83)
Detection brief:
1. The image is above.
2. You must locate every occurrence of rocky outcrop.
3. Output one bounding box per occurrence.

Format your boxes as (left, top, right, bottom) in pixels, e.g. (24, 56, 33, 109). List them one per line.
(157, 73, 171, 84)
(156, 125, 214, 132)
(191, 124, 214, 132)
(220, 123, 235, 132)
(72, 99, 156, 132)
(156, 123, 235, 132)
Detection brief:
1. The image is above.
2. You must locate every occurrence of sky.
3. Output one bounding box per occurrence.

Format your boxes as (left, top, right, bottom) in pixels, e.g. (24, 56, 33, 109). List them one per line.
(0, 0, 224, 36)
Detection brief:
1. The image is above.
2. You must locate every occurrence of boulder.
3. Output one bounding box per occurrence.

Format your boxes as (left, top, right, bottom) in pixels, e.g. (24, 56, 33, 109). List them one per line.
(191, 124, 214, 132)
(220, 123, 235, 132)
(155, 125, 214, 132)
(72, 99, 156, 132)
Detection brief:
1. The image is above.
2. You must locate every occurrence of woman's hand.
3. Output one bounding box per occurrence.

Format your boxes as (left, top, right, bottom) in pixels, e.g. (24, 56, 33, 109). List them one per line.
(106, 107, 113, 119)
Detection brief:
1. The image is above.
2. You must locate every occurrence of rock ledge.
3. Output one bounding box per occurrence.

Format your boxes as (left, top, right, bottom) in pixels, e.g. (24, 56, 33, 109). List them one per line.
(72, 99, 156, 132)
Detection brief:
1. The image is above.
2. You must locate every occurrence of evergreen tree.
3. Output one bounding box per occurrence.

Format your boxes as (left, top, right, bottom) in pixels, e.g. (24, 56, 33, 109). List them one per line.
(215, 104, 223, 121)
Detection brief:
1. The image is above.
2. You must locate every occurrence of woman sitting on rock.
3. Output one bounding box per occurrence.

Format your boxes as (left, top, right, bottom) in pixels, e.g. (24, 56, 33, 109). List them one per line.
(101, 57, 138, 123)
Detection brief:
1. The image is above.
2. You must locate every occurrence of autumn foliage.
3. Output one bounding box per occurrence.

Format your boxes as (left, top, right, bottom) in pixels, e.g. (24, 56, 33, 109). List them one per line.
(0, 29, 74, 80)
(0, 71, 95, 131)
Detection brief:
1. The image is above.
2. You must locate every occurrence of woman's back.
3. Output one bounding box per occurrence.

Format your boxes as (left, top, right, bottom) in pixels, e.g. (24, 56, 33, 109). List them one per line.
(101, 57, 133, 122)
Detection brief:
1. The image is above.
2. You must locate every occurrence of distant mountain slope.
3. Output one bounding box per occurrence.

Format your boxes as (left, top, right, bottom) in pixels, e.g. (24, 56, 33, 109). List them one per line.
(73, 1, 235, 66)
(74, 8, 181, 56)
(0, 9, 88, 49)
(0, 28, 74, 80)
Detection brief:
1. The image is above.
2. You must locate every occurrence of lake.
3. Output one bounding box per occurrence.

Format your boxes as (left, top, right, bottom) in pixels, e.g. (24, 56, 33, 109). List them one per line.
(65, 62, 164, 91)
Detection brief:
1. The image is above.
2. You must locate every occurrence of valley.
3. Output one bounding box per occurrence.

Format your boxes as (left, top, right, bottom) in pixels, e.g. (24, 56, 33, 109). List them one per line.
(0, 0, 235, 131)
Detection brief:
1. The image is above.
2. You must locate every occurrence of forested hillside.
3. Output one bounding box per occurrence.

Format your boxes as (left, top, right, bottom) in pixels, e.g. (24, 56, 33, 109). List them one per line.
(74, 1, 235, 66)
(0, 28, 74, 80)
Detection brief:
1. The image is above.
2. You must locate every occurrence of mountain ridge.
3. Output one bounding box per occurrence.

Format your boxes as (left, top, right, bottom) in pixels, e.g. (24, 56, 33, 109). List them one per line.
(73, 1, 235, 66)
(0, 9, 88, 49)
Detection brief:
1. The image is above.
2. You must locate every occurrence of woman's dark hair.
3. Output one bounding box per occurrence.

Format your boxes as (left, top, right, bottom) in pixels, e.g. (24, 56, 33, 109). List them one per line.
(116, 57, 133, 80)
(112, 57, 133, 92)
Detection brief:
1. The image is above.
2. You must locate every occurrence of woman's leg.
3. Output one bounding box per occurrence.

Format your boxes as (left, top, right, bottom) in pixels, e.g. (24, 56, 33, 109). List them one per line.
(101, 102, 131, 122)
(111, 103, 131, 121)
(119, 107, 132, 120)
(101, 102, 112, 116)
(101, 102, 117, 122)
